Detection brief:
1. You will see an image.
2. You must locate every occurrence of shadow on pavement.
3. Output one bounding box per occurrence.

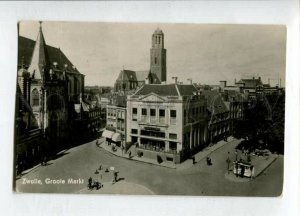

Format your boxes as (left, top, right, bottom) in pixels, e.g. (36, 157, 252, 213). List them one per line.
(50, 152, 70, 161)
(117, 177, 125, 182)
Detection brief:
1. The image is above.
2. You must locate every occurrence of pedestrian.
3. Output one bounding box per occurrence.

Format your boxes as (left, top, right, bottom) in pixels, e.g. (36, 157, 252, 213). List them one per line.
(128, 151, 131, 159)
(43, 156, 47, 166)
(240, 165, 245, 178)
(226, 157, 231, 174)
(114, 171, 118, 183)
(88, 177, 92, 188)
(99, 164, 102, 170)
(192, 156, 195, 164)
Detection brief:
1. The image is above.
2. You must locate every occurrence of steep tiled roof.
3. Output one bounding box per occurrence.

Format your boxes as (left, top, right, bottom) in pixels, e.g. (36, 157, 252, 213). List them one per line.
(18, 36, 81, 74)
(221, 90, 245, 102)
(177, 84, 198, 96)
(201, 90, 228, 114)
(135, 84, 178, 96)
(116, 70, 137, 82)
(134, 84, 198, 97)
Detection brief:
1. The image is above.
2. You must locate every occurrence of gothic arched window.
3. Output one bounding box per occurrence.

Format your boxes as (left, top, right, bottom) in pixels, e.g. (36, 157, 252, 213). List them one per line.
(32, 88, 39, 106)
(155, 57, 157, 64)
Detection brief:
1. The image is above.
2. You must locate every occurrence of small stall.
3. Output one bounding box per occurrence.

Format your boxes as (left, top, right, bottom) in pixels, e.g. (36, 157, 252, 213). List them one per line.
(233, 161, 255, 178)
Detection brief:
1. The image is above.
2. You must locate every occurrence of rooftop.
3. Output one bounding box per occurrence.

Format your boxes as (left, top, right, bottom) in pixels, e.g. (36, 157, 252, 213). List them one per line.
(18, 36, 81, 75)
(134, 83, 198, 97)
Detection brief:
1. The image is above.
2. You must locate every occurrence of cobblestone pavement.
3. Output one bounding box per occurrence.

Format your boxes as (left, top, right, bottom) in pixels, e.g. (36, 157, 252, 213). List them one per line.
(16, 138, 283, 196)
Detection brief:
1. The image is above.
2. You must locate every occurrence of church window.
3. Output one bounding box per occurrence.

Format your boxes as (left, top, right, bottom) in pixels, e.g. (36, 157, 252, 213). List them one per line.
(32, 88, 39, 106)
(158, 36, 160, 44)
(155, 57, 157, 64)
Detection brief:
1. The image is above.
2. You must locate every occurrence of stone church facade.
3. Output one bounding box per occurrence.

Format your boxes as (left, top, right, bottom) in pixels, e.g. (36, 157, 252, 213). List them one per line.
(16, 23, 85, 171)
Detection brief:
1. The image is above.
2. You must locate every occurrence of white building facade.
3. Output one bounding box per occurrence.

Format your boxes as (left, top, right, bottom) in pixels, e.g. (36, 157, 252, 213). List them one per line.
(126, 84, 208, 164)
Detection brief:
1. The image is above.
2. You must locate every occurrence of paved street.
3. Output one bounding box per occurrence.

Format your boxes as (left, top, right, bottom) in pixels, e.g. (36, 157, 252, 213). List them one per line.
(16, 139, 283, 196)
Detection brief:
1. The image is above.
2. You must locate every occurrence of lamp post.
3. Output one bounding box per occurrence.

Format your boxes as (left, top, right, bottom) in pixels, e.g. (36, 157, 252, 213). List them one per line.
(226, 151, 231, 174)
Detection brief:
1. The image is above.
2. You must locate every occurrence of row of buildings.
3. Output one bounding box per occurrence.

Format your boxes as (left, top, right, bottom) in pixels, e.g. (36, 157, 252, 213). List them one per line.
(103, 28, 283, 164)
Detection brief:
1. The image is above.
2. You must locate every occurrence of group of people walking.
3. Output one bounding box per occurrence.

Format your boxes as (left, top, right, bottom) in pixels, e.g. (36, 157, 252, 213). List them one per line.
(87, 163, 121, 191)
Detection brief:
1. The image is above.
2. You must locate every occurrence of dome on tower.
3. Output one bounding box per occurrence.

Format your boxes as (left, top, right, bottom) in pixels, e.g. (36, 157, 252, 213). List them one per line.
(154, 28, 163, 34)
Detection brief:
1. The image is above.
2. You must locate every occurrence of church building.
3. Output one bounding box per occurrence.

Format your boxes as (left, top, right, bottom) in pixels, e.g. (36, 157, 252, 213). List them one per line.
(114, 28, 167, 93)
(16, 22, 85, 171)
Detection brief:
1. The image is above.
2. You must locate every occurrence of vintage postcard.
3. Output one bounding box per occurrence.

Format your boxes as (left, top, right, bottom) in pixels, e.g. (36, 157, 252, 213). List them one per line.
(14, 21, 285, 196)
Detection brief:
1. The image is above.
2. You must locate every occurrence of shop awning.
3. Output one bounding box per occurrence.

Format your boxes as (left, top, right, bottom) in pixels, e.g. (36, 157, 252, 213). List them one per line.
(112, 133, 121, 142)
(102, 130, 114, 139)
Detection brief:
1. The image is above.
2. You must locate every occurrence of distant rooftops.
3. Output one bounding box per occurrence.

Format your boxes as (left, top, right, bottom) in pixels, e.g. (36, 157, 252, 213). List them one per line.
(235, 77, 263, 88)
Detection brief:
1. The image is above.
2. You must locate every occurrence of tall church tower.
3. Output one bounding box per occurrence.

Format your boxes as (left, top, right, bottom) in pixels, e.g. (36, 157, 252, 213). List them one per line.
(150, 28, 167, 82)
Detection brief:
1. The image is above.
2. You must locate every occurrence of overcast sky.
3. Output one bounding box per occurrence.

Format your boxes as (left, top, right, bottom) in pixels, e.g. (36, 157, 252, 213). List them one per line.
(19, 21, 286, 87)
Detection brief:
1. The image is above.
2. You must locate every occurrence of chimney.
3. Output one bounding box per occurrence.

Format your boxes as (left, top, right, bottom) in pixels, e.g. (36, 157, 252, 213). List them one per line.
(187, 78, 192, 84)
(145, 77, 149, 84)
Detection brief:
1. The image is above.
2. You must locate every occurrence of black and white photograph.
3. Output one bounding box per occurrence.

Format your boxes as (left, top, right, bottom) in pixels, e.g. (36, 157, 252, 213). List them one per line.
(14, 21, 286, 196)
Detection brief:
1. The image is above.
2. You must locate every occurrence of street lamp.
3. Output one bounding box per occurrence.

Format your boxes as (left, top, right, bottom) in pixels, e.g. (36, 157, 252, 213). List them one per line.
(235, 150, 238, 161)
(226, 151, 231, 174)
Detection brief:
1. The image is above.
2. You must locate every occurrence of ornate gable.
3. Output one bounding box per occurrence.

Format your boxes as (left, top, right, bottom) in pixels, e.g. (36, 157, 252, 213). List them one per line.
(139, 93, 165, 103)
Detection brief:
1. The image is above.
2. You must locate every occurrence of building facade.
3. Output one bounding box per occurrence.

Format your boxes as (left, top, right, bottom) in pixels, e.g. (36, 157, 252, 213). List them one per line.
(126, 83, 207, 164)
(16, 23, 85, 171)
(102, 94, 128, 149)
(202, 90, 231, 143)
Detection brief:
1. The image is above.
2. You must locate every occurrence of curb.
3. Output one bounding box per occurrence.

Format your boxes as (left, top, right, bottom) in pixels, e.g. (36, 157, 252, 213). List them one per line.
(99, 145, 176, 169)
(254, 156, 278, 178)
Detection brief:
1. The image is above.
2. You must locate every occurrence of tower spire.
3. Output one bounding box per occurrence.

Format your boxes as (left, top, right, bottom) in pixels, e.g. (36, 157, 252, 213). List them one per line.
(27, 21, 49, 80)
(39, 21, 43, 31)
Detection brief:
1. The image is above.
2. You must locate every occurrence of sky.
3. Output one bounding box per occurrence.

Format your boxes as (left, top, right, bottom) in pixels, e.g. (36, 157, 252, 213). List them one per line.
(19, 21, 286, 87)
